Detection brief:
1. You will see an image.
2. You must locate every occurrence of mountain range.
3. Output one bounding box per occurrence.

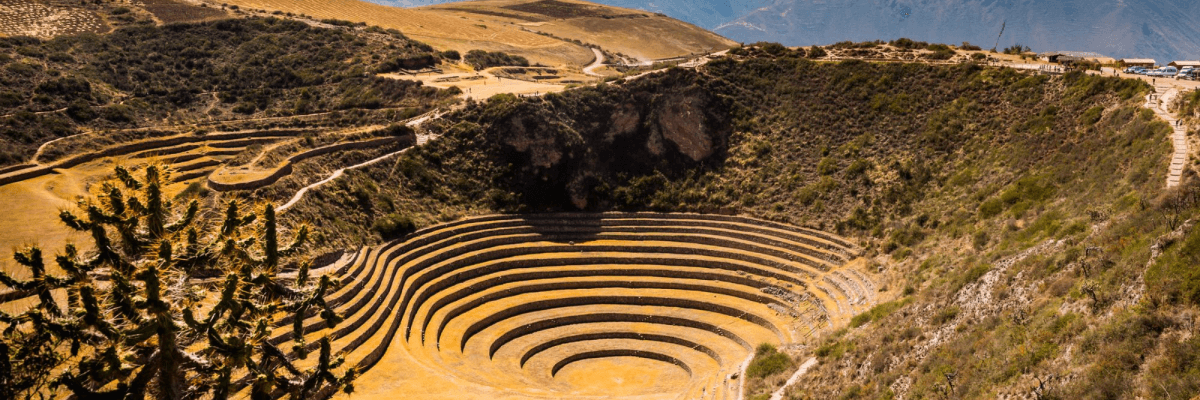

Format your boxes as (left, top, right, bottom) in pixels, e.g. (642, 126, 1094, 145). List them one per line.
(366, 0, 1200, 64)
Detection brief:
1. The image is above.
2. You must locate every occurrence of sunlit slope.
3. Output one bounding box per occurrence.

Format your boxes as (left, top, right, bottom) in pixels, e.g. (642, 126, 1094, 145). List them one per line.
(419, 0, 737, 62)
(212, 0, 734, 66)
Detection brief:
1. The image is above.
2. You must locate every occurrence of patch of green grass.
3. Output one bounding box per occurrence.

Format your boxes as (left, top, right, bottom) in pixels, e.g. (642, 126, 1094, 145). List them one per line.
(850, 297, 913, 328)
(747, 343, 794, 379)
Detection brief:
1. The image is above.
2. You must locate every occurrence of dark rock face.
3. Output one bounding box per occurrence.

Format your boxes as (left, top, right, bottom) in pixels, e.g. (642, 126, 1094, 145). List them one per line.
(485, 70, 731, 210)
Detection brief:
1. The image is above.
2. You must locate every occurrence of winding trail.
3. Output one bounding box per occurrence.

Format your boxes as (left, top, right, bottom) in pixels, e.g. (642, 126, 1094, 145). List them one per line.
(768, 357, 818, 400)
(583, 48, 605, 77)
(1146, 86, 1190, 188)
(277, 111, 440, 212)
(31, 132, 88, 164)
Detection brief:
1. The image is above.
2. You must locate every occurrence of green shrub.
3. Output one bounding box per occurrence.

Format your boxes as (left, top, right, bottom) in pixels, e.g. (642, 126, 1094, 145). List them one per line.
(1081, 106, 1104, 125)
(464, 49, 529, 70)
(815, 340, 852, 358)
(746, 343, 794, 379)
(979, 198, 1003, 218)
(758, 42, 787, 56)
(817, 157, 838, 175)
(372, 212, 417, 239)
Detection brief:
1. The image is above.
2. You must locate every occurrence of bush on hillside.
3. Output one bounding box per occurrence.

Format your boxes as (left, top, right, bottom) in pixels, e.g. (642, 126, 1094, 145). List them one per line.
(746, 344, 794, 379)
(1004, 43, 1032, 54)
(463, 50, 529, 70)
(439, 50, 461, 61)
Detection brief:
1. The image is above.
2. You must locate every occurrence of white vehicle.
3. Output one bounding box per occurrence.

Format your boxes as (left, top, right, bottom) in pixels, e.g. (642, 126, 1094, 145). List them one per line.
(1177, 67, 1195, 79)
(1150, 66, 1178, 77)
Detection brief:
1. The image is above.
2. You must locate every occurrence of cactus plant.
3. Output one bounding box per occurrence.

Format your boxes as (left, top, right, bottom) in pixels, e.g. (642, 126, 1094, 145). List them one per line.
(0, 165, 352, 399)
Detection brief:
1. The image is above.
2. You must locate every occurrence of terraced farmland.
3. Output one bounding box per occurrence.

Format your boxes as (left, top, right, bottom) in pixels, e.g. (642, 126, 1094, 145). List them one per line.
(0, 122, 421, 288)
(0, 0, 107, 38)
(269, 213, 875, 399)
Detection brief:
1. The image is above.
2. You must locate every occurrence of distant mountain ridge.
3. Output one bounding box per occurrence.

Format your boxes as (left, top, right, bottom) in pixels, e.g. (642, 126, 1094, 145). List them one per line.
(364, 0, 1200, 64)
(715, 0, 1200, 65)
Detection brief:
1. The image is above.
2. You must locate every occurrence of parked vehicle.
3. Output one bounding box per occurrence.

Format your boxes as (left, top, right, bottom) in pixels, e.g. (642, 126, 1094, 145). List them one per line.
(1125, 66, 1148, 74)
(1146, 67, 1177, 76)
(1176, 67, 1195, 79)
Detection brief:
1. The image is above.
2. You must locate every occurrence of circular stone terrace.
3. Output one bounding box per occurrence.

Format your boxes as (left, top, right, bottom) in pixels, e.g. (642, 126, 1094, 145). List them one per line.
(256, 213, 876, 400)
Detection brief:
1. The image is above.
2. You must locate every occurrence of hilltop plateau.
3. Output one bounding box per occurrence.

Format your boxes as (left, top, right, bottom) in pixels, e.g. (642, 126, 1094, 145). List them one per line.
(190, 0, 735, 68)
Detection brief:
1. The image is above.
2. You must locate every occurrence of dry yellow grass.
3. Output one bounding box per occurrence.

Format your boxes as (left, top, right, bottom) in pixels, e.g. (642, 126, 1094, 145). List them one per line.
(423, 0, 736, 62)
(206, 0, 734, 67)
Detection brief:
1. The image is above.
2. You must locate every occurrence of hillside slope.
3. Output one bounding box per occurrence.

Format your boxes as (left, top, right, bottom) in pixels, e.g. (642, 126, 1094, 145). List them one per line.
(204, 0, 735, 66)
(273, 50, 1200, 398)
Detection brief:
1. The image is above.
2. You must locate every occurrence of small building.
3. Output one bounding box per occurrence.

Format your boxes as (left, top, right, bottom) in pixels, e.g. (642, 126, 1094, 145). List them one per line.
(1120, 58, 1156, 67)
(1169, 61, 1200, 68)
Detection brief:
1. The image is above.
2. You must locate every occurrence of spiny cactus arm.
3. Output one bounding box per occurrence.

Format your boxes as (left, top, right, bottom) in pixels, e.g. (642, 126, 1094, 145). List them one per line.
(314, 276, 343, 328)
(12, 247, 46, 279)
(262, 204, 280, 270)
(206, 329, 241, 355)
(11, 247, 69, 316)
(106, 271, 142, 323)
(296, 338, 348, 398)
(77, 286, 118, 340)
(0, 271, 32, 291)
(133, 265, 169, 312)
(56, 371, 126, 400)
(219, 201, 257, 238)
(103, 185, 127, 217)
(165, 200, 199, 235)
(56, 244, 96, 281)
(291, 309, 309, 359)
(126, 195, 146, 218)
(123, 321, 159, 345)
(279, 225, 309, 258)
(143, 167, 167, 239)
(113, 165, 142, 191)
(59, 209, 93, 231)
(186, 275, 239, 331)
(260, 342, 304, 377)
(295, 261, 311, 287)
(210, 364, 234, 400)
(220, 237, 258, 266)
(84, 203, 120, 226)
(122, 351, 162, 399)
(340, 367, 357, 394)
